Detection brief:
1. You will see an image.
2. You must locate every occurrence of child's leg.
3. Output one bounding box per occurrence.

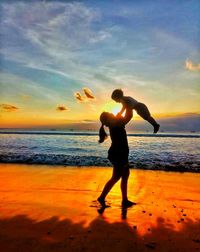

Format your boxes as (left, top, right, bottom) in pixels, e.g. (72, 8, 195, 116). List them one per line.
(135, 103, 160, 133)
(148, 116, 159, 127)
(98, 168, 121, 203)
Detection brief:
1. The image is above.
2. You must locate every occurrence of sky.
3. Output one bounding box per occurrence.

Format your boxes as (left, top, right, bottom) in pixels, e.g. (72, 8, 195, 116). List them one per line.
(0, 0, 200, 129)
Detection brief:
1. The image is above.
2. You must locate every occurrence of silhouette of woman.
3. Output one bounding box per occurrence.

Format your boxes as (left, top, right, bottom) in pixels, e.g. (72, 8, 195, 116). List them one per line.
(98, 108, 135, 208)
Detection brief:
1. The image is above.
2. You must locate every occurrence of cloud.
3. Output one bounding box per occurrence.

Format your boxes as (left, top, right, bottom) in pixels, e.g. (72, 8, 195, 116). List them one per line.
(83, 87, 95, 99)
(0, 1, 113, 95)
(74, 88, 96, 103)
(185, 60, 200, 71)
(1, 0, 199, 120)
(0, 104, 19, 112)
(0, 2, 110, 61)
(89, 31, 111, 43)
(81, 119, 96, 123)
(0, 72, 64, 105)
(56, 105, 68, 112)
(74, 92, 85, 102)
(20, 93, 31, 100)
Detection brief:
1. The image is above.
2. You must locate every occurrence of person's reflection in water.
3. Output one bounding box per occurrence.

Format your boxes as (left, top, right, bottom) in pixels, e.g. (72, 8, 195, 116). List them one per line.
(121, 206, 128, 219)
(97, 108, 136, 209)
(97, 202, 129, 220)
(97, 205, 109, 215)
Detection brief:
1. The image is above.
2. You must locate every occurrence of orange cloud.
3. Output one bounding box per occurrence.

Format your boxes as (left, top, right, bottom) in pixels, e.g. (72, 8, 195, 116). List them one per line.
(20, 93, 31, 100)
(83, 87, 95, 99)
(74, 92, 85, 102)
(74, 87, 96, 103)
(56, 105, 68, 111)
(185, 60, 200, 71)
(0, 104, 19, 112)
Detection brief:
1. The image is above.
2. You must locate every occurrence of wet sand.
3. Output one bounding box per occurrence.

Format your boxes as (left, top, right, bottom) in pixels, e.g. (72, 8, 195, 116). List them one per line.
(0, 163, 199, 251)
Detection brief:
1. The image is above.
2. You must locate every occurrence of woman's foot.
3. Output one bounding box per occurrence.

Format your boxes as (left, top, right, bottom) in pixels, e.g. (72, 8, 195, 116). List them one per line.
(97, 197, 106, 207)
(122, 200, 136, 208)
(154, 124, 160, 133)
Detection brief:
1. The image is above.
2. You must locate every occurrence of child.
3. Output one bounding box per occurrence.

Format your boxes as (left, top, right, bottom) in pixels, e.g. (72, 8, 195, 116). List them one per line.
(111, 89, 160, 133)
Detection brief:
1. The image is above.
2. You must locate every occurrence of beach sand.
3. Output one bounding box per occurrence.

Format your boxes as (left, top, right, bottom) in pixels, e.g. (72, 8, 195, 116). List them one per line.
(0, 164, 199, 251)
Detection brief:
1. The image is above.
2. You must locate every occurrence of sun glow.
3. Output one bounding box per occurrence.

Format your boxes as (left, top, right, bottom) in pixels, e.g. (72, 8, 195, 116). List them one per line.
(101, 101, 122, 115)
(101, 101, 141, 120)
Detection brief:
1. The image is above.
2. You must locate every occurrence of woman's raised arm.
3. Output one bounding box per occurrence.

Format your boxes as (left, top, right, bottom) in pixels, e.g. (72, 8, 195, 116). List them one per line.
(111, 108, 133, 127)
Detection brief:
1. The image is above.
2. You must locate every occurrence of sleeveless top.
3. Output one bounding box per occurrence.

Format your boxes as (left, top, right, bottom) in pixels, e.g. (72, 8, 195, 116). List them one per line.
(108, 124, 129, 165)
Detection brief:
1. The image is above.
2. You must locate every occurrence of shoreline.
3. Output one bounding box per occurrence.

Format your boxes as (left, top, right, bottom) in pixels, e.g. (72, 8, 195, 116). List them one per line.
(0, 163, 200, 251)
(0, 161, 199, 173)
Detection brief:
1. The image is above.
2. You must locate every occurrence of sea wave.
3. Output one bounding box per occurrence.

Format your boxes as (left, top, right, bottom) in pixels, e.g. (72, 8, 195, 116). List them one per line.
(1, 132, 199, 172)
(0, 153, 199, 173)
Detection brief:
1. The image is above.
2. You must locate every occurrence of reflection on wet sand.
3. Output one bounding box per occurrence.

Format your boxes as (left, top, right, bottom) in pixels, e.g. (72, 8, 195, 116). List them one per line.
(0, 164, 199, 251)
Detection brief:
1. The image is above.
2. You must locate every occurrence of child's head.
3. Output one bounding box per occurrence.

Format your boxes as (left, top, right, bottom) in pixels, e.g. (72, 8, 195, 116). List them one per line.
(111, 89, 124, 102)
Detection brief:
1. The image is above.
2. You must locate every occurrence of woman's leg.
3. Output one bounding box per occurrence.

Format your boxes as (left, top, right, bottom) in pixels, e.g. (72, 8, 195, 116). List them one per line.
(121, 166, 136, 207)
(98, 168, 121, 203)
(121, 167, 130, 201)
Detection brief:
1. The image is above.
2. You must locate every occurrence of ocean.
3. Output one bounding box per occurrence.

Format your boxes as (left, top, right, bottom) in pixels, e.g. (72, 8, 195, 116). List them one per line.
(0, 131, 199, 172)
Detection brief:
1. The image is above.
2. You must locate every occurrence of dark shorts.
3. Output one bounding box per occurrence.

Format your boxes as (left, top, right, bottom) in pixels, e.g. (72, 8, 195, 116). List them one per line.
(113, 162, 130, 177)
(135, 102, 151, 120)
(108, 147, 129, 168)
